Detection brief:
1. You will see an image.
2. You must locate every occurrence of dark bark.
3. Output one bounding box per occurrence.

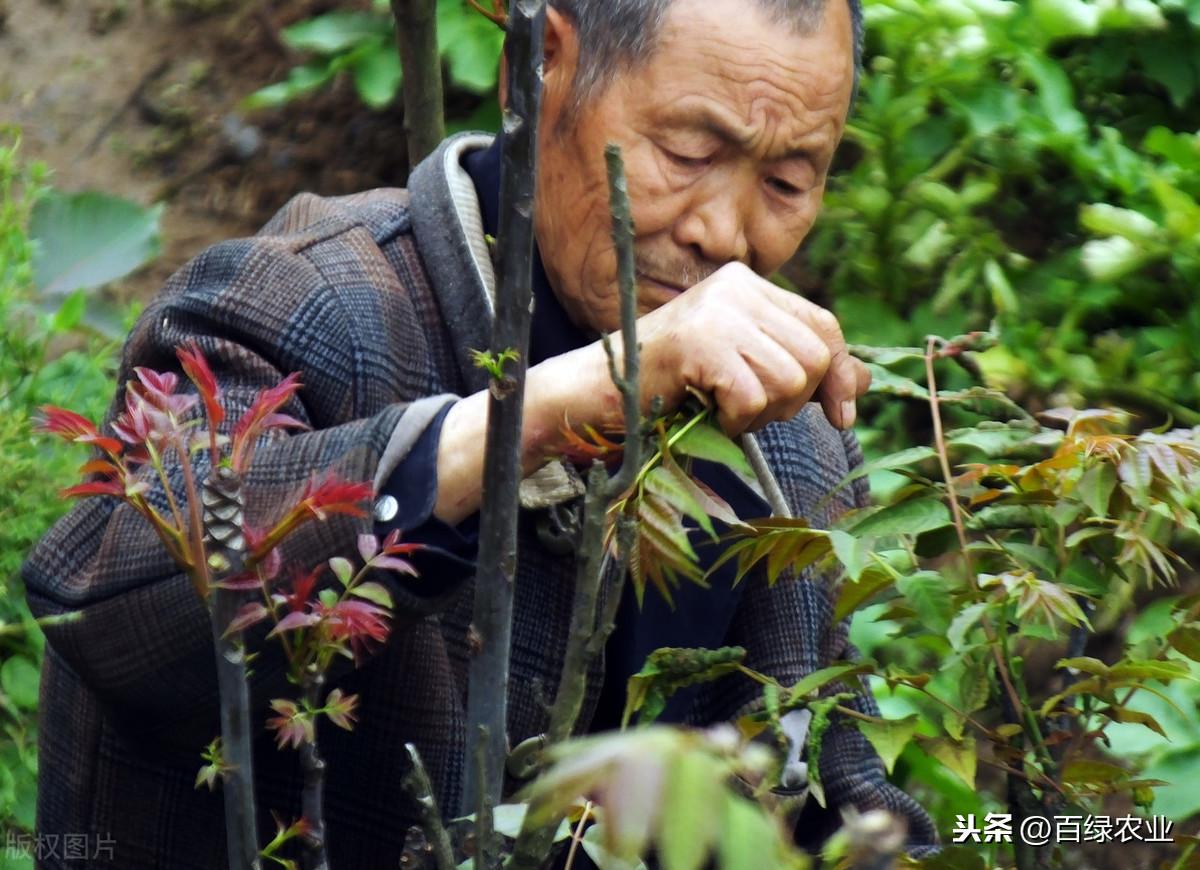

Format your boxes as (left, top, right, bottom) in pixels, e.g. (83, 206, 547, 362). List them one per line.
(390, 0, 446, 170)
(202, 467, 262, 870)
(401, 743, 456, 870)
(507, 145, 644, 870)
(460, 0, 547, 828)
(299, 670, 329, 870)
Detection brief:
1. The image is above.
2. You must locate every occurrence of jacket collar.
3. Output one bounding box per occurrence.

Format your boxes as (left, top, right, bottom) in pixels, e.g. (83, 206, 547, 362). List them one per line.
(408, 132, 499, 395)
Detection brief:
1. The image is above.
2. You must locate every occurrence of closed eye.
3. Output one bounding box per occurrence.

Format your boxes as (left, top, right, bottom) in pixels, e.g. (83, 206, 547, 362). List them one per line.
(663, 147, 712, 169)
(768, 177, 804, 197)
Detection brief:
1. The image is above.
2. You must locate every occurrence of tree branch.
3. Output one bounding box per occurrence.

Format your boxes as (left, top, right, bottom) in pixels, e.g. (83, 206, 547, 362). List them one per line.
(390, 0, 446, 170)
(461, 0, 547, 831)
(201, 465, 262, 870)
(507, 144, 643, 870)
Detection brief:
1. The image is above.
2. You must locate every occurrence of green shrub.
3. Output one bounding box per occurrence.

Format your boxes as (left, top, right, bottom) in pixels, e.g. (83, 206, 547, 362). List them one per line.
(0, 128, 157, 852)
(806, 0, 1200, 423)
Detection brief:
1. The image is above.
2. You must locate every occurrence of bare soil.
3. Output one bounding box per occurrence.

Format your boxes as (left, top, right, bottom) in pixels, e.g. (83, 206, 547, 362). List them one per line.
(1, 0, 414, 302)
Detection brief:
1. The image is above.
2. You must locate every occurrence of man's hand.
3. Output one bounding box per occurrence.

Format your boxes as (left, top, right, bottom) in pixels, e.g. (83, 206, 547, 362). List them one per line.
(435, 264, 869, 523)
(627, 262, 870, 435)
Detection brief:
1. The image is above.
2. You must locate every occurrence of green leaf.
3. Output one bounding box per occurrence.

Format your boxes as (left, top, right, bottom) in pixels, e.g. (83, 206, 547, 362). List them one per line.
(1102, 706, 1168, 738)
(716, 794, 777, 870)
(659, 753, 718, 870)
(352, 42, 403, 109)
(1030, 0, 1100, 42)
(1080, 203, 1161, 242)
(1081, 236, 1152, 282)
(1077, 461, 1117, 517)
(1168, 626, 1200, 663)
(581, 825, 649, 870)
(787, 662, 874, 706)
(840, 447, 937, 491)
(864, 364, 930, 399)
(849, 496, 952, 539)
(282, 11, 387, 54)
(51, 289, 87, 331)
(918, 736, 977, 789)
(1020, 52, 1085, 135)
(349, 581, 393, 609)
(834, 565, 897, 623)
(847, 344, 926, 365)
(646, 464, 716, 540)
(896, 571, 953, 633)
(0, 656, 39, 711)
(947, 601, 988, 650)
(329, 557, 354, 587)
(671, 421, 754, 479)
(829, 529, 872, 581)
(437, 2, 505, 94)
(857, 714, 919, 775)
(242, 60, 336, 109)
(31, 191, 163, 298)
(623, 647, 746, 727)
(1061, 758, 1129, 786)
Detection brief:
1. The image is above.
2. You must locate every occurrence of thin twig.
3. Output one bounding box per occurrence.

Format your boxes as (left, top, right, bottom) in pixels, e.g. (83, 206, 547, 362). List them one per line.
(299, 669, 330, 870)
(563, 802, 594, 870)
(402, 743, 456, 870)
(740, 433, 791, 518)
(507, 143, 643, 870)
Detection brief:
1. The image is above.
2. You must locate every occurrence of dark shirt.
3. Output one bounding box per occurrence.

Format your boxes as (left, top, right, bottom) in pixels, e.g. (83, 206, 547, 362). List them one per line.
(377, 135, 769, 727)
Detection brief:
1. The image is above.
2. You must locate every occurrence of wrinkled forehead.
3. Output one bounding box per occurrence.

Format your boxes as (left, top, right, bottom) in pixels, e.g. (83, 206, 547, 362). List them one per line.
(637, 0, 854, 125)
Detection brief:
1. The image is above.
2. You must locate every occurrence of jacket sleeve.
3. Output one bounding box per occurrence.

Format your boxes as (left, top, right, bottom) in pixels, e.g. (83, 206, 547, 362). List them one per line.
(691, 408, 939, 854)
(22, 197, 466, 748)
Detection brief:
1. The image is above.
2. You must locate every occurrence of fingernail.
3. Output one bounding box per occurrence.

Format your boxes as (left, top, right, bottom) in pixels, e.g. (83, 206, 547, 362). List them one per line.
(841, 400, 857, 429)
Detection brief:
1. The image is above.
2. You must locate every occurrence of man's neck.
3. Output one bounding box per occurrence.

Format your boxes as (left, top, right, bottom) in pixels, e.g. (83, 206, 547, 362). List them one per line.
(461, 134, 590, 365)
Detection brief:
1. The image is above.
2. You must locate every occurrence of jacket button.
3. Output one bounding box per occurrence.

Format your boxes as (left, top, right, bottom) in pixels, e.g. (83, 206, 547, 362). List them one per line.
(373, 494, 399, 523)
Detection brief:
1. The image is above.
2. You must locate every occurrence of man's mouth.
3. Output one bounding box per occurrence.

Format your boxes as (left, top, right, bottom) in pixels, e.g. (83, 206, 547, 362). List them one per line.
(637, 272, 687, 295)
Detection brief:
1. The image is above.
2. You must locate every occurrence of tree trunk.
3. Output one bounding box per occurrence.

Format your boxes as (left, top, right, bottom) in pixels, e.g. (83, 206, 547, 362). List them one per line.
(459, 4, 547, 865)
(390, 0, 446, 171)
(203, 467, 262, 870)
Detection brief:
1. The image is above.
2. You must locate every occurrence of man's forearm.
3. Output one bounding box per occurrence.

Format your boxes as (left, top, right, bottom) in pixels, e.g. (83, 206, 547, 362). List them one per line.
(433, 341, 622, 524)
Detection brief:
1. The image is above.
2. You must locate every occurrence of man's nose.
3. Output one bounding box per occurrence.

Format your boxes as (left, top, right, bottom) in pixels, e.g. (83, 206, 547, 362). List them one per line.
(673, 180, 752, 267)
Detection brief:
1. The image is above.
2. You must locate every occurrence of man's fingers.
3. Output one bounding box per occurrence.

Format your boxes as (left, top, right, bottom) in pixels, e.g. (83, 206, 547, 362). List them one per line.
(855, 356, 872, 398)
(709, 355, 770, 436)
(760, 285, 860, 429)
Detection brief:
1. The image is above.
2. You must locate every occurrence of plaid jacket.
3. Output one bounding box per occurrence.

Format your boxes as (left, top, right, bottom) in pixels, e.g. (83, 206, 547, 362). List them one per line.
(23, 134, 937, 868)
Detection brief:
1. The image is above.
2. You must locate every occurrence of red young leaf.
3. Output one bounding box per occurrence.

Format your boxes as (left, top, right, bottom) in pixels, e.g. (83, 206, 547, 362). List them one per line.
(381, 528, 424, 556)
(212, 571, 263, 592)
(177, 343, 225, 429)
(297, 474, 373, 522)
(267, 610, 322, 637)
(130, 367, 197, 418)
(281, 566, 322, 613)
(61, 479, 125, 499)
(324, 688, 359, 731)
(231, 372, 306, 470)
(35, 406, 98, 441)
(321, 599, 390, 662)
(36, 406, 124, 455)
(224, 602, 270, 636)
(266, 699, 314, 749)
(372, 556, 418, 575)
(357, 533, 380, 564)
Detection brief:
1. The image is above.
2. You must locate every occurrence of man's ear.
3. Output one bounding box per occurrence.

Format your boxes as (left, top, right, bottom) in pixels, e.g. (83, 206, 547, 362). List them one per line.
(499, 6, 577, 112)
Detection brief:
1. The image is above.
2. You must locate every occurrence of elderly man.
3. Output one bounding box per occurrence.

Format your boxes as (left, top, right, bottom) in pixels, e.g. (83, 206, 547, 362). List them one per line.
(24, 0, 937, 866)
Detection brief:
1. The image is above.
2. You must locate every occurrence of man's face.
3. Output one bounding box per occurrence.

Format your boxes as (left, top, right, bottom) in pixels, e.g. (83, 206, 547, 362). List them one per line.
(534, 0, 855, 333)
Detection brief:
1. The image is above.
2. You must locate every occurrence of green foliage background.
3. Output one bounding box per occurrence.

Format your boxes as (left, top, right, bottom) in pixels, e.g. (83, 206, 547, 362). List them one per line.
(3, 0, 1200, 863)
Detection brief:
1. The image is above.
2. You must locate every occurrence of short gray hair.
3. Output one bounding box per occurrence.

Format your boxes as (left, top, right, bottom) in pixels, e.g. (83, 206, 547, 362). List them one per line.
(548, 0, 864, 108)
